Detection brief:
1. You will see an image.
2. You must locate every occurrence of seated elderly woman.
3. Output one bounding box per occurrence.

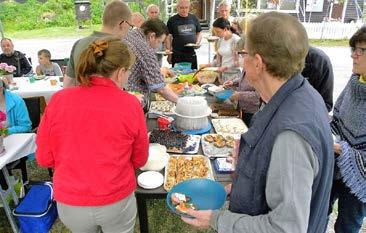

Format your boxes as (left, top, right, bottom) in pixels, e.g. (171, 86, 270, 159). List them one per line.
(36, 37, 149, 233)
(182, 12, 334, 233)
(329, 26, 366, 233)
(0, 78, 32, 190)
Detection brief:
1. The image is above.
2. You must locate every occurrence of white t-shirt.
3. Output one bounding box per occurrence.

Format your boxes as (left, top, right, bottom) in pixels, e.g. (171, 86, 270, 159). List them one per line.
(217, 34, 240, 68)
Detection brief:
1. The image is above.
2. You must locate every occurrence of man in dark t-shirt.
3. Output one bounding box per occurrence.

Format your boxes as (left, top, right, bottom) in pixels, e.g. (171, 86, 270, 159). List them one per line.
(166, 0, 202, 69)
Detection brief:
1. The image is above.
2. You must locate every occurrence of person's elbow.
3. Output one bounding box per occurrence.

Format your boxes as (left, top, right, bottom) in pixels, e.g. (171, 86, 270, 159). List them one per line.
(132, 145, 149, 169)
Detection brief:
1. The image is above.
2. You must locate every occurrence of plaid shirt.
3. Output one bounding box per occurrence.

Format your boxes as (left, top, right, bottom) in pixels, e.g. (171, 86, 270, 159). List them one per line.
(123, 29, 165, 101)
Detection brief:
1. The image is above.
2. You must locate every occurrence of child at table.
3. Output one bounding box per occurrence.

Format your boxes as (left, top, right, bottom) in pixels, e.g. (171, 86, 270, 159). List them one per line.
(35, 49, 62, 76)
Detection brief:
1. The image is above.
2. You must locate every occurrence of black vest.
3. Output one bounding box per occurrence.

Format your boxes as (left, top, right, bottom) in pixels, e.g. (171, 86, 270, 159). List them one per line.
(229, 74, 334, 233)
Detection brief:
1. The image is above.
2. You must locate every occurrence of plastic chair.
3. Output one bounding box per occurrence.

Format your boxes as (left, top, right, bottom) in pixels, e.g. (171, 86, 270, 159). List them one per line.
(51, 58, 69, 75)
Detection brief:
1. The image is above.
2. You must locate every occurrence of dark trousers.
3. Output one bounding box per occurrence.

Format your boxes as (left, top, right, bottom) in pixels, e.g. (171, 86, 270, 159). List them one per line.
(172, 52, 197, 70)
(0, 173, 8, 190)
(328, 179, 366, 233)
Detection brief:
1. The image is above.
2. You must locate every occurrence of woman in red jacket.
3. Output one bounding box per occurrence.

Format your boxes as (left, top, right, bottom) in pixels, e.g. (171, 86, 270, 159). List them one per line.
(36, 37, 149, 233)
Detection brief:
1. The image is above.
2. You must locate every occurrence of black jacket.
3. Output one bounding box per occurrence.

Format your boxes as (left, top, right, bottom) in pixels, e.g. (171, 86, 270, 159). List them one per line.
(302, 47, 334, 112)
(0, 51, 33, 77)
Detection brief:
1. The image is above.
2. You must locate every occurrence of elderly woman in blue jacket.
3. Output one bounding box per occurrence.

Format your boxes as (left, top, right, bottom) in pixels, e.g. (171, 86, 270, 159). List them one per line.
(0, 79, 31, 134)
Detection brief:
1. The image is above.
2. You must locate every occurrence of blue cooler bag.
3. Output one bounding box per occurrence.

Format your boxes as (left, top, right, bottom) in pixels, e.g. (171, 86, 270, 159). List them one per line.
(13, 182, 58, 233)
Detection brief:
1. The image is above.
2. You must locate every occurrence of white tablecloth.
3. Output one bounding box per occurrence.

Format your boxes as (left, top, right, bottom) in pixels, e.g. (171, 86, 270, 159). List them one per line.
(0, 133, 36, 169)
(12, 77, 62, 102)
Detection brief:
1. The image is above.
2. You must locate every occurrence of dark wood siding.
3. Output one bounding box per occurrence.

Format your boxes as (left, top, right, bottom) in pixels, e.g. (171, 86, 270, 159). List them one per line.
(290, 0, 332, 22)
(344, 0, 364, 22)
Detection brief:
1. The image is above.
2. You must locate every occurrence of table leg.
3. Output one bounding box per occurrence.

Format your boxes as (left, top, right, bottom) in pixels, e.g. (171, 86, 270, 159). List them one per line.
(1, 167, 20, 233)
(136, 193, 149, 233)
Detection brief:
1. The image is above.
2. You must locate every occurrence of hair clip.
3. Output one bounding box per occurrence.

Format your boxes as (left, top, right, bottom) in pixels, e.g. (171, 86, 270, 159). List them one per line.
(91, 40, 109, 57)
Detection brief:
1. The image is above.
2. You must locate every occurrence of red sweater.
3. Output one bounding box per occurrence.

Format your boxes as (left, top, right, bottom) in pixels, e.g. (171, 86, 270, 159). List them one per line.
(36, 77, 148, 206)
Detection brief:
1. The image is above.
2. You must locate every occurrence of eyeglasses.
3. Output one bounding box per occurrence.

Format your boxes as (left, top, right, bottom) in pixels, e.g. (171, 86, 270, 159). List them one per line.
(238, 51, 248, 55)
(351, 47, 366, 56)
(237, 50, 248, 58)
(121, 20, 134, 29)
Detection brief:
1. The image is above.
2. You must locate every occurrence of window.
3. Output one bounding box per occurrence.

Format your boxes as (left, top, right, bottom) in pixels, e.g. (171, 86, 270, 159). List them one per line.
(258, 0, 299, 11)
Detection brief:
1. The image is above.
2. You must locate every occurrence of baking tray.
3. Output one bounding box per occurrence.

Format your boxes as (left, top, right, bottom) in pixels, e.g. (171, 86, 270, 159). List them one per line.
(201, 133, 240, 158)
(211, 118, 248, 135)
(148, 101, 175, 118)
(166, 135, 201, 154)
(163, 154, 214, 191)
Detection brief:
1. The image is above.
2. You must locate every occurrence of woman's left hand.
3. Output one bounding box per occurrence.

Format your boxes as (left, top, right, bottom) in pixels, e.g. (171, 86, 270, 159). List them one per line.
(181, 209, 213, 229)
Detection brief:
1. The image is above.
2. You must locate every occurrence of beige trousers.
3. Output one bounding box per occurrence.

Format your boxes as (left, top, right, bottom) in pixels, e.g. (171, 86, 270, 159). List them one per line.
(57, 193, 137, 233)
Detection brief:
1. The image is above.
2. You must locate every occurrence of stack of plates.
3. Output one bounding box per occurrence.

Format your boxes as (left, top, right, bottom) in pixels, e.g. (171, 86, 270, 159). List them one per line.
(137, 171, 164, 189)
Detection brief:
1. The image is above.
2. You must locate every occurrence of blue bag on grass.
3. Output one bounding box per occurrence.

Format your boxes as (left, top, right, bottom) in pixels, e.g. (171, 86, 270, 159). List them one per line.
(13, 182, 58, 233)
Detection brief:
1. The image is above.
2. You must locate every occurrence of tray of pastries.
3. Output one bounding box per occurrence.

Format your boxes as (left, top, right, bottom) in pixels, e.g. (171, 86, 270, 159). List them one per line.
(149, 129, 200, 154)
(148, 101, 175, 118)
(211, 118, 248, 135)
(201, 134, 240, 157)
(164, 155, 214, 191)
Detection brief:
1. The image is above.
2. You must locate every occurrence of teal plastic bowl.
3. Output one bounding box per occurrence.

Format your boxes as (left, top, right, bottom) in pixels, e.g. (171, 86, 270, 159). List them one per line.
(175, 62, 192, 69)
(166, 178, 226, 217)
(214, 89, 234, 102)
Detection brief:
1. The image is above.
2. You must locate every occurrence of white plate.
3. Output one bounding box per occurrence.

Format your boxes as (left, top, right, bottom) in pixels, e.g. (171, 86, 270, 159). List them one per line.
(138, 171, 164, 189)
(185, 43, 201, 48)
(206, 36, 219, 42)
(208, 86, 224, 95)
(202, 67, 220, 72)
(156, 51, 173, 55)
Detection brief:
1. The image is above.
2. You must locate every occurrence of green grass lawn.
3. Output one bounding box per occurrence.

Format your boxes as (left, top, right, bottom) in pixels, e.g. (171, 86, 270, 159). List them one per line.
(3, 25, 101, 39)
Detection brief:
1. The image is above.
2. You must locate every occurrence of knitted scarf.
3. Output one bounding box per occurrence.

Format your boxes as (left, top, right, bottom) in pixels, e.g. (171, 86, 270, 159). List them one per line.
(331, 74, 366, 202)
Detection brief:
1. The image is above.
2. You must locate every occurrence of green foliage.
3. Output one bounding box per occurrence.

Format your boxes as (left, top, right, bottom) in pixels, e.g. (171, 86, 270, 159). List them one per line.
(240, 0, 257, 11)
(0, 0, 75, 31)
(0, 0, 164, 32)
(0, 0, 105, 32)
